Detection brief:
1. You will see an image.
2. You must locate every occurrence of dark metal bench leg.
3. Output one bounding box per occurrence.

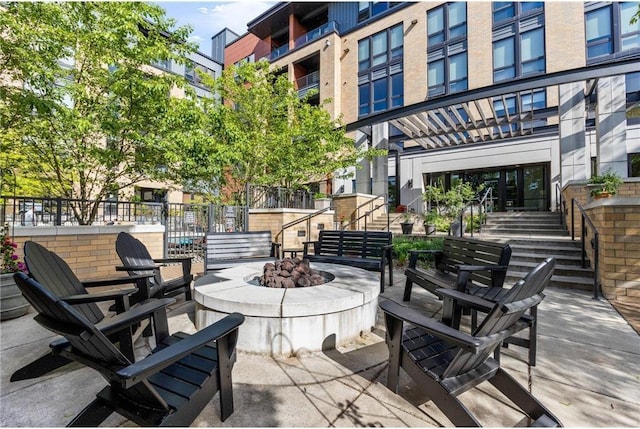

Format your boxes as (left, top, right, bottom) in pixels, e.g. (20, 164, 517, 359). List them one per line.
(529, 306, 538, 367)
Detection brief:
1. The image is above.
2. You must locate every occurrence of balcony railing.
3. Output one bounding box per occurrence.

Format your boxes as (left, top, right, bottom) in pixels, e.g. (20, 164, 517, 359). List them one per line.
(268, 44, 290, 61)
(296, 71, 320, 97)
(294, 21, 338, 50)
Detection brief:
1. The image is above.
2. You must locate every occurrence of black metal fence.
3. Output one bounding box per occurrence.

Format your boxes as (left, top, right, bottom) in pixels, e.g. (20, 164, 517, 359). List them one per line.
(247, 185, 314, 209)
(0, 195, 163, 226)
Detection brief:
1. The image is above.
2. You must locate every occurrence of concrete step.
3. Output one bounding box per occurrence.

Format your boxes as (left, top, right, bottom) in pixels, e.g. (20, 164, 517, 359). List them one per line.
(511, 251, 586, 266)
(508, 260, 594, 278)
(506, 271, 595, 291)
(481, 227, 569, 236)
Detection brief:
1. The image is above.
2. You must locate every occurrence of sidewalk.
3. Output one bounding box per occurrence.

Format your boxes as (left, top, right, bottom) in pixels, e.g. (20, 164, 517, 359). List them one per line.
(1, 270, 639, 427)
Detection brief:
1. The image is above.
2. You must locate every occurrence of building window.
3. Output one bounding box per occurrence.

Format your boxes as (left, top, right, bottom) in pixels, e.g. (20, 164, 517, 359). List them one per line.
(358, 24, 404, 116)
(492, 2, 545, 83)
(629, 153, 640, 177)
(585, 2, 640, 62)
(427, 2, 468, 97)
(358, 2, 400, 23)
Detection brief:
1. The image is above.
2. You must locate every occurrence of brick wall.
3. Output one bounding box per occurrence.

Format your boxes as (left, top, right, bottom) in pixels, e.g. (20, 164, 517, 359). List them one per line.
(562, 181, 640, 301)
(10, 225, 164, 280)
(333, 193, 386, 230)
(249, 209, 335, 251)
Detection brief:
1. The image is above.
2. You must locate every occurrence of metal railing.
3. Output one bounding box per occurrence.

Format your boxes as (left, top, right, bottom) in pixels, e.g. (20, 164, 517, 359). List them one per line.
(276, 205, 332, 252)
(570, 198, 600, 299)
(294, 21, 338, 49)
(1, 195, 162, 226)
(296, 71, 320, 98)
(455, 187, 493, 238)
(555, 183, 565, 227)
(351, 194, 388, 231)
(247, 185, 314, 209)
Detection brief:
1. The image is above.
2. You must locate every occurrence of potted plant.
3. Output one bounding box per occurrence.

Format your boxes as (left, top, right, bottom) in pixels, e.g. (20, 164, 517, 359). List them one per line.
(588, 170, 623, 199)
(423, 181, 480, 237)
(1, 223, 30, 320)
(313, 192, 331, 210)
(423, 210, 439, 235)
(400, 211, 414, 234)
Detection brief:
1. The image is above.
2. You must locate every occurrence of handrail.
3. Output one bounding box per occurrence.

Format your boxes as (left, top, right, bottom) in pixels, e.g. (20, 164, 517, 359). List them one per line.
(349, 202, 389, 231)
(404, 194, 424, 214)
(353, 194, 388, 231)
(570, 198, 601, 299)
(555, 183, 564, 227)
(475, 187, 493, 235)
(276, 205, 332, 251)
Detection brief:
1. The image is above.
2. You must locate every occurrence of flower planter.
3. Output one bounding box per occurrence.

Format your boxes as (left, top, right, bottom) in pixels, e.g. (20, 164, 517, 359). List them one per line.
(0, 273, 30, 321)
(424, 223, 436, 235)
(400, 222, 414, 234)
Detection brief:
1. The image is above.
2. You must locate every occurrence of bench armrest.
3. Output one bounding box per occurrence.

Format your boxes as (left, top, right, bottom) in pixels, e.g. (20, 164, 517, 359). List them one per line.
(271, 242, 281, 258)
(302, 240, 319, 256)
(408, 249, 442, 268)
(456, 265, 509, 272)
(116, 312, 245, 388)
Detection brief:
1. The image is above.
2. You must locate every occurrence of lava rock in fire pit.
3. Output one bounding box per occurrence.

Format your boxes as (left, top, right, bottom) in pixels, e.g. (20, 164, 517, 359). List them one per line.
(260, 257, 325, 288)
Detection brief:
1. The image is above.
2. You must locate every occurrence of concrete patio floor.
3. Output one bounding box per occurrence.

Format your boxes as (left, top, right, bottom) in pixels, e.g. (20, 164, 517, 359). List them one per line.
(1, 270, 639, 427)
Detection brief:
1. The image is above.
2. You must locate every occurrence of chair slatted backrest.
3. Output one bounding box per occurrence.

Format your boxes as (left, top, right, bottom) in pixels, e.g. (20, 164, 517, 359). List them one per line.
(318, 231, 392, 259)
(439, 237, 512, 287)
(116, 232, 160, 281)
(206, 231, 274, 261)
(441, 258, 555, 379)
(24, 241, 104, 324)
(13, 272, 171, 411)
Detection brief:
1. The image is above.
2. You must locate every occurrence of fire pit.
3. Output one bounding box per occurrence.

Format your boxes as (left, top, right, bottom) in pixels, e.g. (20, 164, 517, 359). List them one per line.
(194, 261, 380, 356)
(257, 257, 333, 288)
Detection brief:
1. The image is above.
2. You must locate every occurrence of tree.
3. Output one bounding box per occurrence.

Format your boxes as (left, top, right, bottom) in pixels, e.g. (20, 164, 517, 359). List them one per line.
(0, 2, 208, 223)
(199, 61, 383, 204)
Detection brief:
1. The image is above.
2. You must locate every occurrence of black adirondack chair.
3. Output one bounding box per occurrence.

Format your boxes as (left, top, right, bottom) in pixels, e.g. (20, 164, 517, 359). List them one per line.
(441, 257, 556, 367)
(11, 241, 171, 382)
(14, 272, 245, 427)
(380, 258, 562, 427)
(116, 232, 193, 300)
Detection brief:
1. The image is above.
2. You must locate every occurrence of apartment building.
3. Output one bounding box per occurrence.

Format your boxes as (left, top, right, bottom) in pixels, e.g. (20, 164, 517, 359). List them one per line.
(132, 50, 223, 204)
(220, 1, 640, 211)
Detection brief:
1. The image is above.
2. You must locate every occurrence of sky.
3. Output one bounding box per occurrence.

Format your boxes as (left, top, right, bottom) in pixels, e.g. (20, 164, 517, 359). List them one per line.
(156, 1, 277, 54)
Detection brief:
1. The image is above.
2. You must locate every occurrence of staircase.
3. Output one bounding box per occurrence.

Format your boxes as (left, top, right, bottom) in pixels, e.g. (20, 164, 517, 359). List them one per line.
(478, 211, 596, 292)
(366, 212, 428, 235)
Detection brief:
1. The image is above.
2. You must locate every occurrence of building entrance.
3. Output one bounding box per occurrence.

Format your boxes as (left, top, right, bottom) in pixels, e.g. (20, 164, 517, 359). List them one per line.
(425, 163, 550, 212)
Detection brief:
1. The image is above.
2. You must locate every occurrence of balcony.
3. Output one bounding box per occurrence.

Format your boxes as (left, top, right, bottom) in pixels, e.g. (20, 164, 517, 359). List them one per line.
(294, 21, 338, 50)
(268, 44, 290, 61)
(296, 70, 320, 98)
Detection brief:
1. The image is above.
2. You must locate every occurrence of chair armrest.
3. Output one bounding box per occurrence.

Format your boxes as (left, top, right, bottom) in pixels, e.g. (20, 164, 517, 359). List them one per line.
(436, 288, 494, 313)
(95, 298, 176, 337)
(115, 264, 163, 271)
(81, 274, 153, 288)
(408, 249, 442, 268)
(380, 300, 528, 353)
(380, 300, 485, 353)
(152, 257, 191, 264)
(115, 312, 245, 388)
(61, 288, 137, 305)
(271, 242, 281, 258)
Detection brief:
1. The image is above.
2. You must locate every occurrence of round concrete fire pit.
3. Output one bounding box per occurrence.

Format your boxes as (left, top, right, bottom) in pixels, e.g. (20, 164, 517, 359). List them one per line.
(194, 261, 380, 356)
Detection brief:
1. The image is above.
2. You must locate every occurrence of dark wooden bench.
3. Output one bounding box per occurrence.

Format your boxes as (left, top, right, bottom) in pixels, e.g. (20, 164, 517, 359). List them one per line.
(206, 231, 281, 272)
(302, 230, 393, 293)
(403, 236, 512, 301)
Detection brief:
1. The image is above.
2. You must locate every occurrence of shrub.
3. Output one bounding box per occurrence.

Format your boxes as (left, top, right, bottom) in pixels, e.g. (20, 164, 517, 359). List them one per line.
(392, 236, 444, 267)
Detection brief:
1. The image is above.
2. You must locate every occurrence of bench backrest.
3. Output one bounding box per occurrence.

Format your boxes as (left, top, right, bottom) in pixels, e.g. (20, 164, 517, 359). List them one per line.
(439, 236, 512, 287)
(206, 231, 274, 266)
(317, 230, 392, 259)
